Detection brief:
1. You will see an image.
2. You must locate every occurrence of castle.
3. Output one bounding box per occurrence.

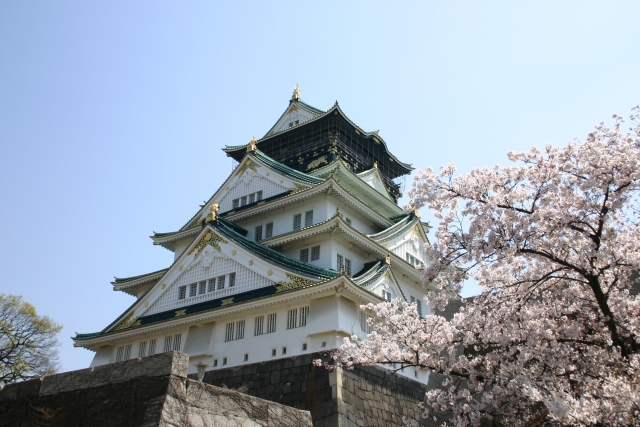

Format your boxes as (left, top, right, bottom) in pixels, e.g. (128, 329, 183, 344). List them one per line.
(73, 86, 432, 386)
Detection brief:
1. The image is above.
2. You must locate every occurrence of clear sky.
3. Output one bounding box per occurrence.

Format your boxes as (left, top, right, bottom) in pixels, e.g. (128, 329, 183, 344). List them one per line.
(1, 1, 638, 372)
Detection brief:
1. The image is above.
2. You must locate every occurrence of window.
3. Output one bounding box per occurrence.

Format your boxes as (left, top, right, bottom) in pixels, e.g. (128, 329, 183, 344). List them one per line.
(304, 210, 313, 227)
(293, 213, 302, 230)
(300, 248, 309, 262)
(198, 281, 206, 294)
(244, 353, 249, 362)
(213, 359, 218, 367)
(410, 296, 423, 317)
(299, 305, 309, 327)
(346, 217, 352, 225)
(311, 245, 320, 261)
(236, 320, 245, 340)
(360, 311, 373, 334)
(265, 222, 273, 238)
(207, 278, 216, 292)
(302, 343, 307, 351)
(178, 286, 186, 300)
(337, 254, 343, 270)
(272, 349, 276, 356)
(225, 320, 245, 341)
(232, 199, 239, 209)
(255, 225, 263, 242)
(189, 283, 197, 297)
(382, 290, 392, 302)
(225, 323, 235, 342)
(254, 315, 264, 336)
(148, 339, 156, 355)
(321, 341, 326, 348)
(217, 275, 225, 290)
(115, 344, 132, 362)
(241, 196, 247, 206)
(406, 253, 422, 267)
(282, 347, 287, 355)
(345, 258, 352, 276)
(172, 334, 181, 351)
(267, 313, 277, 333)
(164, 335, 173, 352)
(288, 306, 309, 329)
(248, 193, 255, 204)
(223, 357, 227, 365)
(256, 191, 263, 201)
(287, 308, 297, 329)
(229, 272, 236, 287)
(139, 341, 148, 358)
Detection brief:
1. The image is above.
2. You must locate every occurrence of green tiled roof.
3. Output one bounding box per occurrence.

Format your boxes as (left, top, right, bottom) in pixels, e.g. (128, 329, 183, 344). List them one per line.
(296, 99, 325, 115)
(369, 212, 419, 242)
(113, 268, 169, 284)
(352, 261, 389, 286)
(214, 217, 338, 280)
(252, 150, 324, 184)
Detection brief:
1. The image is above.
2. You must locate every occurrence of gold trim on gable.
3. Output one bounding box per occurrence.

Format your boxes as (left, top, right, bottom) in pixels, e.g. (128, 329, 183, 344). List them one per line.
(188, 231, 229, 258)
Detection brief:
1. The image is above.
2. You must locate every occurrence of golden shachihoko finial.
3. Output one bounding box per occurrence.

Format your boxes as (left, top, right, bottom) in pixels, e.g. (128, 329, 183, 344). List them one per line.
(247, 136, 257, 152)
(292, 84, 300, 100)
(205, 200, 219, 222)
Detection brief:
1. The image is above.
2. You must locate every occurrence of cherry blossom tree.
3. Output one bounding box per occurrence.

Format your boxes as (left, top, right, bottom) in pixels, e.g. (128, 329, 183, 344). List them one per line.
(321, 108, 640, 426)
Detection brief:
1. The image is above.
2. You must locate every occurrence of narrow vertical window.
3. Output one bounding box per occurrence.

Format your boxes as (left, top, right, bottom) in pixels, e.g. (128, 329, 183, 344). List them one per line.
(287, 308, 298, 329)
(148, 339, 156, 355)
(255, 315, 264, 336)
(345, 258, 352, 276)
(256, 191, 263, 201)
(115, 346, 124, 362)
(164, 335, 173, 352)
(267, 313, 277, 333)
(293, 213, 302, 230)
(189, 283, 197, 297)
(300, 248, 309, 262)
(208, 278, 216, 292)
(223, 357, 227, 365)
(236, 320, 245, 340)
(225, 323, 235, 342)
(172, 334, 181, 351)
(304, 210, 313, 227)
(299, 305, 309, 327)
(178, 286, 186, 300)
(383, 290, 392, 301)
(198, 281, 206, 294)
(416, 299, 423, 317)
(232, 199, 239, 209)
(337, 254, 344, 270)
(255, 225, 263, 242)
(265, 222, 273, 238)
(311, 245, 320, 261)
(241, 196, 247, 206)
(282, 347, 287, 355)
(139, 341, 148, 358)
(213, 359, 218, 367)
(272, 348, 276, 357)
(248, 193, 255, 204)
(217, 275, 225, 290)
(229, 272, 236, 287)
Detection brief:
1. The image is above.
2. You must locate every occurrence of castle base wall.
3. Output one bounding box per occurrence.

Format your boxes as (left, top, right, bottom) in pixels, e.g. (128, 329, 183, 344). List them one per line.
(197, 351, 428, 427)
(0, 351, 312, 427)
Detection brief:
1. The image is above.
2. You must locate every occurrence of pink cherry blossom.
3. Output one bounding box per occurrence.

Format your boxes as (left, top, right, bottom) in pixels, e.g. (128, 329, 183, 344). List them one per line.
(317, 107, 640, 426)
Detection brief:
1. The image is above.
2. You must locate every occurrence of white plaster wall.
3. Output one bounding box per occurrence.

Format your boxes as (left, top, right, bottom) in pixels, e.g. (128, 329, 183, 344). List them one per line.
(173, 237, 196, 261)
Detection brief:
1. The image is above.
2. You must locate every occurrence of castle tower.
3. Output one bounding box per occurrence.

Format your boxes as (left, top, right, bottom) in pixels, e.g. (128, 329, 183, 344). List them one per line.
(73, 89, 432, 383)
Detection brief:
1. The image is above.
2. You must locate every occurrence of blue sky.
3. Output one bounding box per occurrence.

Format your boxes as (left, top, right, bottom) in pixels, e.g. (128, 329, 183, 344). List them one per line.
(1, 1, 638, 372)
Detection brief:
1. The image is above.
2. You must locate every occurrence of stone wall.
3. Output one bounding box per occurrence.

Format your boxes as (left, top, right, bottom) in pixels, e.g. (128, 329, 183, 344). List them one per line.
(0, 351, 312, 427)
(197, 351, 429, 427)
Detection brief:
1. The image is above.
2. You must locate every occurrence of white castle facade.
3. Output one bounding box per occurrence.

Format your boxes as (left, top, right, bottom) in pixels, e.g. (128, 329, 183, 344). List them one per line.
(74, 88, 433, 383)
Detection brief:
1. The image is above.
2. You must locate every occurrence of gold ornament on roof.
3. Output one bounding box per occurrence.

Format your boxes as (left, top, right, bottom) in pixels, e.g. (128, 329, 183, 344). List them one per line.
(114, 313, 140, 331)
(235, 158, 259, 177)
(247, 136, 258, 152)
(373, 161, 378, 169)
(205, 200, 219, 223)
(189, 230, 229, 258)
(292, 84, 301, 100)
(276, 273, 314, 293)
(385, 254, 391, 265)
